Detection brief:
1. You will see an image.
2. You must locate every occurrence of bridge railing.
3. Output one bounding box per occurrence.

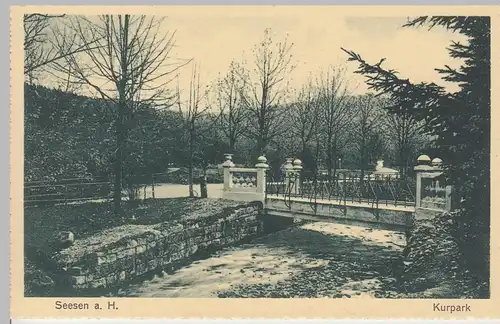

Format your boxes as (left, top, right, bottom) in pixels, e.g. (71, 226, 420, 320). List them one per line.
(265, 170, 416, 209)
(414, 155, 457, 214)
(220, 154, 455, 216)
(303, 176, 415, 206)
(222, 154, 269, 202)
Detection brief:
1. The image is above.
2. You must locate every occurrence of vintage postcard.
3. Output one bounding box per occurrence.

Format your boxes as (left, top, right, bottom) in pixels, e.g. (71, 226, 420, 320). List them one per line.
(10, 4, 500, 320)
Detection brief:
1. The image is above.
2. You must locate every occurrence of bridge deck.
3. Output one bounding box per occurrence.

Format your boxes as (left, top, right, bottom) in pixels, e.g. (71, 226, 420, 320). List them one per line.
(266, 194, 416, 213)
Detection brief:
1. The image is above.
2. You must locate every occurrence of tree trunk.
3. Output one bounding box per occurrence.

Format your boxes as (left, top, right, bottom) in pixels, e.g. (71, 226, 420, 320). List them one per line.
(400, 150, 407, 179)
(300, 141, 309, 177)
(257, 135, 267, 157)
(312, 137, 321, 193)
(332, 155, 337, 183)
(360, 138, 366, 189)
(331, 136, 338, 181)
(326, 151, 333, 184)
(188, 125, 194, 198)
(113, 14, 130, 219)
(113, 109, 124, 217)
(326, 136, 333, 184)
(229, 137, 236, 154)
(314, 137, 321, 175)
(200, 164, 208, 198)
(188, 165, 194, 197)
(301, 141, 307, 160)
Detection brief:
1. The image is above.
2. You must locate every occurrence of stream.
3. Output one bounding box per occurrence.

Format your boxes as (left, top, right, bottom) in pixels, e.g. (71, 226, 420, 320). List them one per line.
(117, 221, 407, 298)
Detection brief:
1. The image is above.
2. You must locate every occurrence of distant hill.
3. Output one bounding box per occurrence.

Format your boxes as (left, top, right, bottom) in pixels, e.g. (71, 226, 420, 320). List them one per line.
(24, 83, 183, 182)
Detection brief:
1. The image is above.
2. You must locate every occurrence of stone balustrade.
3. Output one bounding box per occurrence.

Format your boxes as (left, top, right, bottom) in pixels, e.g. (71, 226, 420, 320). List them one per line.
(222, 154, 268, 202)
(220, 153, 457, 221)
(414, 155, 456, 219)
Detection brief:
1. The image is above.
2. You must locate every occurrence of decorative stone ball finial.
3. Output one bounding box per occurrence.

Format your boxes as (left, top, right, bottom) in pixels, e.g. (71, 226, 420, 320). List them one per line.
(255, 155, 269, 168)
(376, 159, 384, 171)
(417, 154, 431, 165)
(284, 158, 294, 170)
(431, 157, 443, 167)
(293, 158, 303, 171)
(222, 153, 235, 168)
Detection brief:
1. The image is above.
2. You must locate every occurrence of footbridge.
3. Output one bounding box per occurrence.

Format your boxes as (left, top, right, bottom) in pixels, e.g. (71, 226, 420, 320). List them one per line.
(221, 154, 455, 232)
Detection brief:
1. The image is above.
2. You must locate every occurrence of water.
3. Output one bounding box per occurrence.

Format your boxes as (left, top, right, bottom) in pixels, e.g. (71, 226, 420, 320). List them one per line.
(116, 222, 406, 298)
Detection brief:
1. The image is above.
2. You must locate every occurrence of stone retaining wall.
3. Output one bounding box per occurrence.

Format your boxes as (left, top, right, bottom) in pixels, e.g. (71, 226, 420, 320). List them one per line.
(55, 201, 264, 290)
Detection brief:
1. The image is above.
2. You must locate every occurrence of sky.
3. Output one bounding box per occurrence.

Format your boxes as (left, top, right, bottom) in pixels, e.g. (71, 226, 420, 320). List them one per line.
(37, 10, 467, 100)
(161, 13, 466, 96)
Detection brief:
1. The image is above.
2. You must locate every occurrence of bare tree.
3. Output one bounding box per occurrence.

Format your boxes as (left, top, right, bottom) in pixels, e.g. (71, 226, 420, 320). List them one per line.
(289, 77, 320, 172)
(382, 107, 427, 178)
(23, 14, 98, 81)
(212, 60, 247, 153)
(239, 28, 296, 156)
(352, 94, 384, 181)
(49, 15, 189, 217)
(317, 67, 352, 182)
(177, 63, 209, 197)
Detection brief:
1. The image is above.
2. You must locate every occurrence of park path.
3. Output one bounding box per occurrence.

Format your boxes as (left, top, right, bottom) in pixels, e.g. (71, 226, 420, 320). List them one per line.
(117, 222, 406, 298)
(145, 183, 224, 199)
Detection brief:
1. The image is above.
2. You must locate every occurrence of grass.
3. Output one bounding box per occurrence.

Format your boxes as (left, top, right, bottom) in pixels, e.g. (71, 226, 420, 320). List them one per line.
(24, 197, 239, 250)
(24, 197, 243, 297)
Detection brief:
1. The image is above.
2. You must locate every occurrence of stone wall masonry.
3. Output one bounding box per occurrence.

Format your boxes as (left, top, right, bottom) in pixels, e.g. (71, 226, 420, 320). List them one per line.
(55, 202, 264, 291)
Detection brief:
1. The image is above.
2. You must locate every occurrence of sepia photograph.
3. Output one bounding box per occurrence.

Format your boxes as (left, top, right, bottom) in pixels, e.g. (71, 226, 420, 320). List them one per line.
(18, 7, 490, 305)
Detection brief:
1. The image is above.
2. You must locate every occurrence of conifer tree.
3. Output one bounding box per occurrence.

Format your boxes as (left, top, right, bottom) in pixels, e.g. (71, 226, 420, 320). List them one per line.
(342, 16, 490, 288)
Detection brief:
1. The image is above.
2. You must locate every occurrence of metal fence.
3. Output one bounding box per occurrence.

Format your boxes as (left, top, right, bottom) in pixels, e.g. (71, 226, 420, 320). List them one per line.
(24, 172, 168, 206)
(265, 171, 416, 209)
(24, 168, 225, 207)
(24, 177, 113, 206)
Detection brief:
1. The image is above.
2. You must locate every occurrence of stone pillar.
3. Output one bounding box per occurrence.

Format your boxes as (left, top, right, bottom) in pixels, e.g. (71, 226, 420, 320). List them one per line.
(222, 154, 235, 192)
(414, 154, 432, 208)
(414, 155, 447, 220)
(283, 158, 294, 194)
(293, 158, 303, 195)
(415, 172, 422, 208)
(255, 155, 269, 200)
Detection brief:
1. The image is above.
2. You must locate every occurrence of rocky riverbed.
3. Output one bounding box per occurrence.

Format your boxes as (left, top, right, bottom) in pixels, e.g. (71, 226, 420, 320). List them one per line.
(118, 222, 408, 298)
